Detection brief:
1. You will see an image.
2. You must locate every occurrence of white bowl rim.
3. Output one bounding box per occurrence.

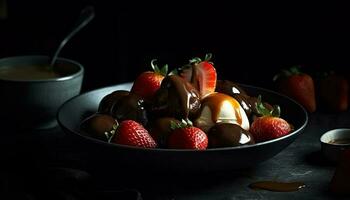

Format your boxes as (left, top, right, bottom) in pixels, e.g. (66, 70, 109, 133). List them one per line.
(320, 128, 350, 146)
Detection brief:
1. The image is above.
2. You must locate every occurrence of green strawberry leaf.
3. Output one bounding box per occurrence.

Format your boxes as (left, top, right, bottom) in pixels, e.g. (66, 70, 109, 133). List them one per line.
(170, 118, 193, 130)
(189, 53, 213, 65)
(271, 105, 281, 118)
(189, 57, 202, 64)
(169, 68, 178, 75)
(170, 120, 182, 130)
(151, 59, 168, 76)
(204, 53, 212, 61)
(255, 95, 281, 118)
(151, 59, 160, 73)
(273, 65, 302, 82)
(289, 66, 301, 75)
(160, 64, 168, 76)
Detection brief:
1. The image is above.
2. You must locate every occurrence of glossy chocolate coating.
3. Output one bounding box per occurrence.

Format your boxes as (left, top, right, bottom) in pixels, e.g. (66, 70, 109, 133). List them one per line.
(208, 123, 255, 148)
(215, 80, 253, 116)
(249, 181, 305, 192)
(111, 93, 148, 126)
(149, 117, 180, 147)
(216, 80, 273, 117)
(216, 80, 248, 96)
(80, 113, 117, 141)
(151, 75, 201, 120)
(201, 93, 243, 125)
(98, 90, 129, 114)
(247, 96, 273, 117)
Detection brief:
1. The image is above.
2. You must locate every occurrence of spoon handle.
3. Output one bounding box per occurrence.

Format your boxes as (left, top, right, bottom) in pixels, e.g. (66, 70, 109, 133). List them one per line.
(50, 6, 95, 67)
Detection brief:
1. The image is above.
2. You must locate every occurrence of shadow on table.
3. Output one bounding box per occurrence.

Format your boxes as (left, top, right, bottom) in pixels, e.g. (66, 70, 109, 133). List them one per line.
(303, 150, 336, 167)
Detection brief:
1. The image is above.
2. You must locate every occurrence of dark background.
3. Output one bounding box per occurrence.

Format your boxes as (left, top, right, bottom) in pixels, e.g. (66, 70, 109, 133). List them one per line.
(1, 1, 350, 92)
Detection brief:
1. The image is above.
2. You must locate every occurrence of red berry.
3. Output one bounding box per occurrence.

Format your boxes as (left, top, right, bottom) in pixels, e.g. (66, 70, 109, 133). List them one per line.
(317, 73, 348, 112)
(250, 95, 293, 142)
(112, 120, 157, 148)
(168, 126, 208, 150)
(131, 59, 168, 101)
(179, 53, 217, 98)
(131, 72, 165, 101)
(274, 66, 316, 113)
(250, 116, 291, 142)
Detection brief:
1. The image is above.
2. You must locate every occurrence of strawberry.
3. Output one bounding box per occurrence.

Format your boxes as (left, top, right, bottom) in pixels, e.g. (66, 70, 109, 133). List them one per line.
(179, 53, 217, 98)
(131, 59, 168, 101)
(167, 119, 208, 150)
(273, 66, 316, 113)
(316, 72, 348, 112)
(250, 96, 292, 142)
(111, 120, 157, 148)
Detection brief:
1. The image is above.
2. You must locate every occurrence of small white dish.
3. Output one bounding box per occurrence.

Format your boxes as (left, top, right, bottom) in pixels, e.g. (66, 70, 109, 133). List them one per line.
(320, 128, 350, 162)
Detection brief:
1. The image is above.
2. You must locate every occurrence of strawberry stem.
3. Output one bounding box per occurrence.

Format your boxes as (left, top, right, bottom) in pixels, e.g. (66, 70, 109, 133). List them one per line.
(170, 120, 181, 130)
(271, 105, 281, 117)
(189, 57, 202, 64)
(204, 53, 212, 61)
(189, 53, 213, 65)
(256, 95, 281, 117)
(105, 123, 118, 143)
(169, 68, 178, 75)
(151, 59, 168, 76)
(151, 59, 160, 73)
(170, 118, 193, 130)
(273, 65, 302, 82)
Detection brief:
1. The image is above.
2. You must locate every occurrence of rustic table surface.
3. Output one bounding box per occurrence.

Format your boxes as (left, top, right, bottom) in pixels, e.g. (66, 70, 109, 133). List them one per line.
(1, 111, 349, 200)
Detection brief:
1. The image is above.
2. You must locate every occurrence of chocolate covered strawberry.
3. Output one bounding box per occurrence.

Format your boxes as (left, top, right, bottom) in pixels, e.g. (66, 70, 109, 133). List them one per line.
(167, 119, 208, 150)
(273, 66, 316, 113)
(111, 120, 157, 148)
(250, 96, 292, 142)
(131, 59, 168, 101)
(179, 53, 217, 98)
(316, 72, 349, 112)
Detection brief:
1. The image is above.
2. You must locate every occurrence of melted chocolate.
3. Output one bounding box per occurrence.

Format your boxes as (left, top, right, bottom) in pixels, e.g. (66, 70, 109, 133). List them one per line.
(149, 117, 180, 147)
(215, 80, 254, 116)
(249, 181, 306, 192)
(80, 113, 118, 141)
(111, 93, 148, 126)
(216, 80, 248, 96)
(215, 80, 274, 118)
(152, 75, 201, 119)
(201, 93, 243, 124)
(208, 123, 254, 148)
(98, 90, 129, 114)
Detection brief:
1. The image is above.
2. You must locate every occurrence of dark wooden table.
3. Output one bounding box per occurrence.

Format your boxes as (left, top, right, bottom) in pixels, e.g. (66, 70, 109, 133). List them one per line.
(1, 111, 349, 199)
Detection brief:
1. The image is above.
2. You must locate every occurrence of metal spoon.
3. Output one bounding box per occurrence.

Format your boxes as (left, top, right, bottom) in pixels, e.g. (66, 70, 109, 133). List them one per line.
(50, 6, 95, 67)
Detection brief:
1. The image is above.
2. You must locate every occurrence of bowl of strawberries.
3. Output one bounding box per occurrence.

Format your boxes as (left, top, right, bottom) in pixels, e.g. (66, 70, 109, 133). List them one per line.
(57, 54, 308, 173)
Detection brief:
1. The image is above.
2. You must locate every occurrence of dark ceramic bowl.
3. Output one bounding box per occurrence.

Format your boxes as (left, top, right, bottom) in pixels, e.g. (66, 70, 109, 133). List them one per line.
(320, 128, 350, 162)
(57, 83, 308, 173)
(0, 55, 84, 130)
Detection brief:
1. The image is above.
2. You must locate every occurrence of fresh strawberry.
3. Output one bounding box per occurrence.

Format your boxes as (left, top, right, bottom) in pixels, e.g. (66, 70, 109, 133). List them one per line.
(179, 53, 217, 98)
(250, 96, 292, 142)
(167, 119, 208, 150)
(131, 59, 168, 101)
(273, 66, 316, 113)
(111, 120, 157, 148)
(316, 72, 348, 112)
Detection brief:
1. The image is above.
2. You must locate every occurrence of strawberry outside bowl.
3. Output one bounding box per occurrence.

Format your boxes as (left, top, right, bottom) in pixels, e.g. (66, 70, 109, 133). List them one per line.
(57, 82, 308, 174)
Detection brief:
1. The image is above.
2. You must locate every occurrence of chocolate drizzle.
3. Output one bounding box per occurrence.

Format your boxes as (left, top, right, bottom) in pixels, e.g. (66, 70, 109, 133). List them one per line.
(151, 75, 201, 120)
(208, 123, 254, 148)
(249, 181, 306, 192)
(201, 93, 243, 124)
